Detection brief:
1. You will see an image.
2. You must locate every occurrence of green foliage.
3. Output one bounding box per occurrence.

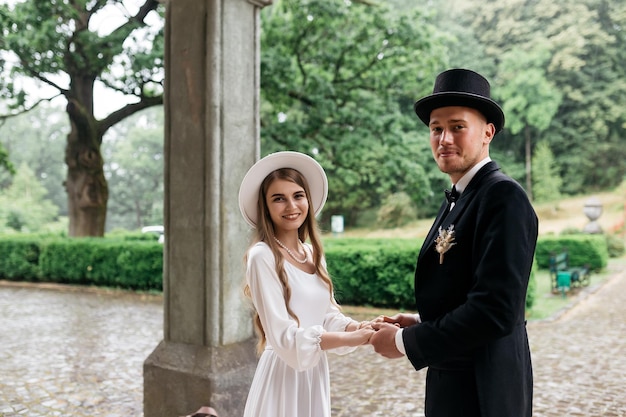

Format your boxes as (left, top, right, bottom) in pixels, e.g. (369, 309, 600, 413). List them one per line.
(0, 163, 59, 233)
(532, 141, 562, 204)
(0, 103, 67, 212)
(535, 234, 609, 271)
(0, 1, 164, 111)
(0, 0, 164, 237)
(605, 234, 625, 258)
(260, 0, 446, 225)
(1, 0, 625, 234)
(37, 238, 163, 290)
(455, 0, 626, 194)
(376, 192, 417, 229)
(324, 238, 422, 308)
(0, 234, 543, 311)
(526, 258, 537, 310)
(103, 108, 164, 230)
(498, 46, 562, 135)
(0, 237, 40, 281)
(0, 142, 15, 175)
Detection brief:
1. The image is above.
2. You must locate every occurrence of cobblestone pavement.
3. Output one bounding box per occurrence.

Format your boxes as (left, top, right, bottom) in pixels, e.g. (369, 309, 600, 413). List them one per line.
(1, 267, 626, 417)
(0, 284, 163, 417)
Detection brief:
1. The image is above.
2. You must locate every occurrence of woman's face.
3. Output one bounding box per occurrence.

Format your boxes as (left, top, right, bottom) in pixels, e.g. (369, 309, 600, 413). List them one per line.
(265, 178, 309, 234)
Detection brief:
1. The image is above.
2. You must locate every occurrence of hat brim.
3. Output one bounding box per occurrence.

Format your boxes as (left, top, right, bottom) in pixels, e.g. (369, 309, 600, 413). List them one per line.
(238, 151, 328, 228)
(414, 92, 505, 134)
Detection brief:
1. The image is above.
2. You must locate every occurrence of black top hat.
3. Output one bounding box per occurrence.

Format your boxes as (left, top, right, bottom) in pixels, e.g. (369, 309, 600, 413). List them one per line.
(414, 69, 505, 133)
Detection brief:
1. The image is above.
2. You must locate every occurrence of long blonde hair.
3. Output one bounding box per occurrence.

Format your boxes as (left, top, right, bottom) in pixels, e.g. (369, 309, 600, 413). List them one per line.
(243, 168, 336, 354)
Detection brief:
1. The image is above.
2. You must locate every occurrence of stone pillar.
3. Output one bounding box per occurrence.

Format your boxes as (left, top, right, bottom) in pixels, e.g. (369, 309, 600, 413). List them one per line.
(144, 1, 272, 416)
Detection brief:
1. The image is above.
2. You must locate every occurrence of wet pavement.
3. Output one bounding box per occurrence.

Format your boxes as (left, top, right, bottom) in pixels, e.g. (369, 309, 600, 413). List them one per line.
(0, 284, 162, 417)
(1, 265, 626, 417)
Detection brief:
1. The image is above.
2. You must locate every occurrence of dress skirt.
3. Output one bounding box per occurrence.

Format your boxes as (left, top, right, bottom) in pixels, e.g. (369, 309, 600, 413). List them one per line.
(243, 346, 331, 417)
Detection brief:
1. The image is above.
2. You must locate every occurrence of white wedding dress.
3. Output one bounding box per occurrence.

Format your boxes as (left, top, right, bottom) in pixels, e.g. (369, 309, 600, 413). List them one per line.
(243, 242, 356, 417)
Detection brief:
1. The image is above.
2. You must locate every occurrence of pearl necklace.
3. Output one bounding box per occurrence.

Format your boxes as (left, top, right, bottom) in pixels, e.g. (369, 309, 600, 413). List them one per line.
(274, 237, 308, 264)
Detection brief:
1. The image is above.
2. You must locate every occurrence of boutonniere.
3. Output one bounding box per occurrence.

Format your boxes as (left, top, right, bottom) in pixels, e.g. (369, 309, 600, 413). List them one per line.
(435, 225, 456, 264)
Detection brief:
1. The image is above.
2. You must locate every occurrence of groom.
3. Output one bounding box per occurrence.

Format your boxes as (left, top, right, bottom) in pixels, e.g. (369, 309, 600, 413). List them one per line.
(370, 69, 538, 417)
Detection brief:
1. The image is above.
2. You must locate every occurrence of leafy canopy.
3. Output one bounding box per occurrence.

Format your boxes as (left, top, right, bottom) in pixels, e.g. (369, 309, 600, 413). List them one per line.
(260, 0, 446, 223)
(0, 0, 164, 115)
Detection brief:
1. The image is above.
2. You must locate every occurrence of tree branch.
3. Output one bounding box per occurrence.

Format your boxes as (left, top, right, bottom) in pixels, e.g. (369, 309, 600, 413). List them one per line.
(98, 95, 163, 134)
(0, 94, 64, 122)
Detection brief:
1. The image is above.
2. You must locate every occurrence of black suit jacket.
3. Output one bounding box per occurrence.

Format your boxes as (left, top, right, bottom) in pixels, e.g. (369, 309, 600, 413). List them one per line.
(403, 161, 538, 417)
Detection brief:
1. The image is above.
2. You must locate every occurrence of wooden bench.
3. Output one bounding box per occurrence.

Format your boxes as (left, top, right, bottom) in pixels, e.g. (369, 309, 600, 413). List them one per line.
(549, 251, 591, 295)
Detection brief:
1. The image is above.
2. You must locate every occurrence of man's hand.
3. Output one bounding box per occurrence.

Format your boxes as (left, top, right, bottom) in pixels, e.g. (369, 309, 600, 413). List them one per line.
(369, 322, 404, 359)
(376, 312, 420, 328)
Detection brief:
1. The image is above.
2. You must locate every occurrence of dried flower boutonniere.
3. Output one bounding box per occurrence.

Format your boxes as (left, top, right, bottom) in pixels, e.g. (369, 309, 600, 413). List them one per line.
(435, 225, 456, 264)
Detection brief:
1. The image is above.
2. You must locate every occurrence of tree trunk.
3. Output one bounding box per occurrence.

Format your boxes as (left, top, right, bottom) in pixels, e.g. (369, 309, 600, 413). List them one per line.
(64, 96, 108, 237)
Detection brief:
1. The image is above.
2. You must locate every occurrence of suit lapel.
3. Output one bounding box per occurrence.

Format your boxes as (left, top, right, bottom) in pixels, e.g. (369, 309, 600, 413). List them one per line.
(418, 162, 501, 262)
(419, 201, 449, 259)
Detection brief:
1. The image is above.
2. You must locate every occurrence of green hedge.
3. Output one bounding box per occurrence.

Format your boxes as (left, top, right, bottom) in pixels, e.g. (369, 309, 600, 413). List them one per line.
(0, 236, 163, 291)
(324, 237, 539, 310)
(534, 234, 608, 271)
(0, 237, 41, 281)
(0, 234, 610, 309)
(325, 238, 422, 310)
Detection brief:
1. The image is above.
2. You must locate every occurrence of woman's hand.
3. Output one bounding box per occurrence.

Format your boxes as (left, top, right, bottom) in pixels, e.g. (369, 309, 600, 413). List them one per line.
(372, 313, 420, 328)
(321, 327, 375, 350)
(350, 328, 376, 346)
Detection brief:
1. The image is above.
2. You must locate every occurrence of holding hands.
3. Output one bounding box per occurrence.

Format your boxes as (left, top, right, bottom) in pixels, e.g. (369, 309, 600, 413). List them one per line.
(366, 313, 421, 359)
(352, 327, 376, 346)
(373, 312, 421, 328)
(345, 312, 421, 354)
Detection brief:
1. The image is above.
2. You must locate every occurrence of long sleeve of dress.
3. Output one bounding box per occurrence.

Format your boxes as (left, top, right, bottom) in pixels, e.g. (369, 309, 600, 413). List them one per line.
(247, 243, 352, 371)
(322, 302, 358, 356)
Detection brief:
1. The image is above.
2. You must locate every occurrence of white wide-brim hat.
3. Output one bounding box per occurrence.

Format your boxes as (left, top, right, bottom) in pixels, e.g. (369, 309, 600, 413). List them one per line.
(238, 151, 328, 228)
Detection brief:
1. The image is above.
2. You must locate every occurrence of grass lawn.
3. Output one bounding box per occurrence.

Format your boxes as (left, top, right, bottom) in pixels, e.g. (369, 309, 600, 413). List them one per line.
(527, 255, 625, 321)
(526, 268, 605, 321)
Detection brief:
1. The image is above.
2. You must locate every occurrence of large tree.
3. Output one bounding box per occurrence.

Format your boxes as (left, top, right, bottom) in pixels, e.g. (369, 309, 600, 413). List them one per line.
(452, 0, 626, 195)
(497, 46, 562, 200)
(0, 0, 164, 236)
(259, 0, 446, 225)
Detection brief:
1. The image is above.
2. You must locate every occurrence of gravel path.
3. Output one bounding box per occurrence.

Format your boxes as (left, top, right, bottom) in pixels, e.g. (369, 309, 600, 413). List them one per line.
(1, 267, 625, 417)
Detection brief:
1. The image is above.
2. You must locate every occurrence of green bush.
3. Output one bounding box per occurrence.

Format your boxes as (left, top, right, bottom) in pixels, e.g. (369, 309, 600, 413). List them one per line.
(0, 235, 163, 291)
(38, 238, 163, 289)
(7, 234, 611, 311)
(39, 239, 95, 285)
(526, 258, 537, 310)
(605, 234, 625, 258)
(325, 238, 421, 309)
(0, 237, 41, 281)
(535, 234, 608, 271)
(376, 192, 417, 229)
(325, 237, 538, 310)
(115, 244, 164, 290)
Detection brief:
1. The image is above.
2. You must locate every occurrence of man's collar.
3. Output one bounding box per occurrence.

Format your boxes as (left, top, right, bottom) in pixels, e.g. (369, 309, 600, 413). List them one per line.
(453, 157, 491, 194)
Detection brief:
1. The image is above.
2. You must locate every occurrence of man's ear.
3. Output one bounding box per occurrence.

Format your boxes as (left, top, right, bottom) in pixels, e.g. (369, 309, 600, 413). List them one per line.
(484, 122, 496, 144)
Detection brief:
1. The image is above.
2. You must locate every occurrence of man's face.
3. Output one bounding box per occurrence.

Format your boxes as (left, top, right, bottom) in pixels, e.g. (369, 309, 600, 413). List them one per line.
(428, 106, 495, 183)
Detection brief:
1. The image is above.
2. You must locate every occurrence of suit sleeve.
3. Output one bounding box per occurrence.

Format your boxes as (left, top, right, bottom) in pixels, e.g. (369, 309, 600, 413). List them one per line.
(403, 179, 538, 370)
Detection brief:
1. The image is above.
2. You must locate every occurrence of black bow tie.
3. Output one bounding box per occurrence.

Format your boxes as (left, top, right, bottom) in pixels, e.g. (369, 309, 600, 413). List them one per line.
(445, 186, 459, 204)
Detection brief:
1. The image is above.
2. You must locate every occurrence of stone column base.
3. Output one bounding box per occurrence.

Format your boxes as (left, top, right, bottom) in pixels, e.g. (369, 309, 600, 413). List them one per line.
(144, 338, 257, 417)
